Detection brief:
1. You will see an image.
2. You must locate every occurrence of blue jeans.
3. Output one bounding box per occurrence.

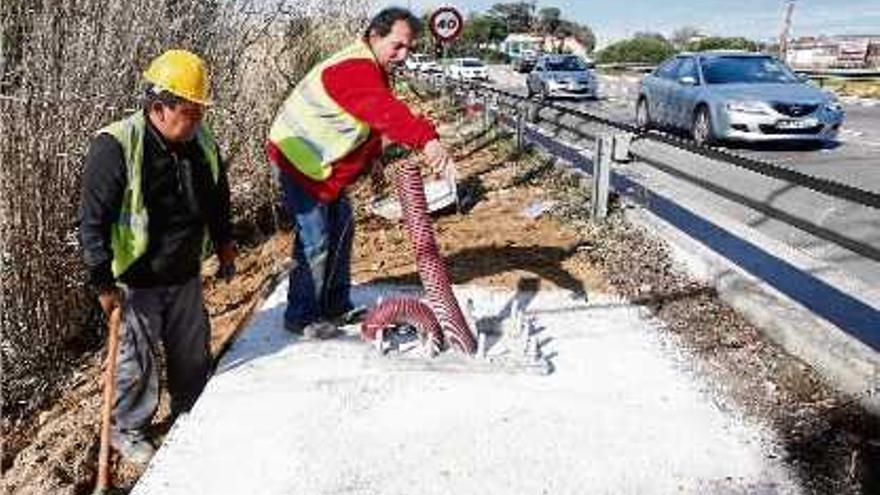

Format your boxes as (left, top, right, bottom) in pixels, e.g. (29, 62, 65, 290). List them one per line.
(279, 172, 354, 326)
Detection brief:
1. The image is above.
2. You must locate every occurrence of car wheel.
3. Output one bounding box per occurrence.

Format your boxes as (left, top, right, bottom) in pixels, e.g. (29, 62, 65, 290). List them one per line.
(692, 106, 715, 145)
(636, 98, 652, 129)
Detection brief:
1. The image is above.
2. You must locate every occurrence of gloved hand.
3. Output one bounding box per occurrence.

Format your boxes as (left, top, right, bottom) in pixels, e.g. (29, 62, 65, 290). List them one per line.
(98, 287, 123, 317)
(216, 241, 238, 283)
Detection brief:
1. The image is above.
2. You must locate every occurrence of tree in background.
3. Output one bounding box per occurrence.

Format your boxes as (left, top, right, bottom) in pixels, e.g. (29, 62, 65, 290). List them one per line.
(634, 31, 668, 43)
(479, 2, 595, 54)
(561, 20, 596, 53)
(686, 36, 758, 52)
(671, 26, 701, 49)
(596, 36, 676, 64)
(488, 2, 534, 34)
(537, 6, 561, 39)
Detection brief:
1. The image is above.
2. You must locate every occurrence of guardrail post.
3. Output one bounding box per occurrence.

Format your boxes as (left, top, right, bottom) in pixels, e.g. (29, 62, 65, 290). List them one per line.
(527, 99, 540, 123)
(592, 135, 612, 220)
(482, 94, 491, 131)
(516, 103, 525, 152)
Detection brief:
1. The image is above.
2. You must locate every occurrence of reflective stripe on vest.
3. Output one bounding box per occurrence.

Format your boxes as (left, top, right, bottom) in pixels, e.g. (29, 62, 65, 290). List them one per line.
(268, 41, 375, 181)
(98, 112, 220, 278)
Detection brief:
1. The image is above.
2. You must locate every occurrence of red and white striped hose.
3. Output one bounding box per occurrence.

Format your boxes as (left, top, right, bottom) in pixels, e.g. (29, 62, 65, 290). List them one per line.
(360, 159, 477, 354)
(361, 298, 444, 353)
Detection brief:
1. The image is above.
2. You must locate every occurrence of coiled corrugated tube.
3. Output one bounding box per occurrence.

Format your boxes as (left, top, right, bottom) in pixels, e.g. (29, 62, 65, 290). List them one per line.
(361, 159, 477, 354)
(361, 298, 444, 354)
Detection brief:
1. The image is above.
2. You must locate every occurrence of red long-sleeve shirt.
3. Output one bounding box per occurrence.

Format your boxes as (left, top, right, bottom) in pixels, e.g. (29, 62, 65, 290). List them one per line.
(267, 56, 438, 203)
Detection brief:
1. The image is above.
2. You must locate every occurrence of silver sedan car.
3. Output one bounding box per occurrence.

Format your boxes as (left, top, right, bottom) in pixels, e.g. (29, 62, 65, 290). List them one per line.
(636, 52, 845, 145)
(527, 55, 598, 100)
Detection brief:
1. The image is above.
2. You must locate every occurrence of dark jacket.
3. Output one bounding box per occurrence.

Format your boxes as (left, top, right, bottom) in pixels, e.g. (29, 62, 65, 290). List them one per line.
(78, 114, 232, 289)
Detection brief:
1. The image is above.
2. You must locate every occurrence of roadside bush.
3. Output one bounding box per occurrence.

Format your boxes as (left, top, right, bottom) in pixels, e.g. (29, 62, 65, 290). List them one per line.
(0, 0, 369, 420)
(686, 36, 758, 52)
(596, 37, 676, 64)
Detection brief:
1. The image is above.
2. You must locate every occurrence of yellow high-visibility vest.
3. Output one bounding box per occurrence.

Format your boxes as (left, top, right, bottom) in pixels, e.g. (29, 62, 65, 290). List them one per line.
(268, 41, 376, 181)
(98, 112, 219, 277)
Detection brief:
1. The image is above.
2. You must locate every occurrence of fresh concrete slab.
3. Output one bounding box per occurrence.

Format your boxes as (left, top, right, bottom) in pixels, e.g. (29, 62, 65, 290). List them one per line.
(133, 283, 801, 495)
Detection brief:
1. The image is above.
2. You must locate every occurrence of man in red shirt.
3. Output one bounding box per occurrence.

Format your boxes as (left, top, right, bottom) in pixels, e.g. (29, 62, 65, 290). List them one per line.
(267, 7, 452, 338)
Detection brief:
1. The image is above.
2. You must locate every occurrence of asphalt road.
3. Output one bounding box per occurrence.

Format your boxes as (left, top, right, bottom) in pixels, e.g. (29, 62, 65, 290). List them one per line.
(490, 66, 880, 192)
(483, 65, 880, 287)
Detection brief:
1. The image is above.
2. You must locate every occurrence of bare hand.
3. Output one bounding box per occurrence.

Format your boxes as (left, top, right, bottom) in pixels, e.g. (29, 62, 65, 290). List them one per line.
(423, 139, 451, 177)
(425, 139, 458, 183)
(216, 241, 238, 283)
(98, 288, 122, 317)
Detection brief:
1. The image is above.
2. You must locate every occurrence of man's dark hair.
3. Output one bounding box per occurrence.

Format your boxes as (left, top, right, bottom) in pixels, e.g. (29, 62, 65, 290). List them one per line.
(364, 7, 422, 39)
(142, 83, 182, 112)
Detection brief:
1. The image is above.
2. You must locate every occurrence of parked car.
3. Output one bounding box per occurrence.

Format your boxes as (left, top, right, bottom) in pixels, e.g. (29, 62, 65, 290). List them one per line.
(526, 54, 598, 100)
(446, 57, 489, 81)
(635, 51, 845, 145)
(404, 53, 440, 73)
(512, 49, 538, 73)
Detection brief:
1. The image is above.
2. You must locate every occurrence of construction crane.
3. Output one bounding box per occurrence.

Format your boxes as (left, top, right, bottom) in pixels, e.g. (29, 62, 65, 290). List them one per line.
(779, 0, 796, 60)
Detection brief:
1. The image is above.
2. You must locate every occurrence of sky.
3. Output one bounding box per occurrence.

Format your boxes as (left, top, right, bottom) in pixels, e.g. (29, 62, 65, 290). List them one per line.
(380, 0, 880, 48)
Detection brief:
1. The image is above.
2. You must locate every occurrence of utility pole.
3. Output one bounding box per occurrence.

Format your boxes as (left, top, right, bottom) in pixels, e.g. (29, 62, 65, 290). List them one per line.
(779, 0, 795, 60)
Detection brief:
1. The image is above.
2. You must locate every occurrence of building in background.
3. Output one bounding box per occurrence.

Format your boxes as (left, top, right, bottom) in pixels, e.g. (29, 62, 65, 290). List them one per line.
(501, 33, 589, 59)
(787, 35, 880, 69)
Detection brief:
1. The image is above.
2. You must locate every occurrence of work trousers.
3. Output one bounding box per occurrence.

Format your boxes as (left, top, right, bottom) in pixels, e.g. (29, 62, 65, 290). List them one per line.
(114, 276, 212, 431)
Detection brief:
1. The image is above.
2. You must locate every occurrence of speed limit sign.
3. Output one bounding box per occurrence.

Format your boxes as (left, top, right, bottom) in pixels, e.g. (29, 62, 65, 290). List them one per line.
(429, 6, 463, 43)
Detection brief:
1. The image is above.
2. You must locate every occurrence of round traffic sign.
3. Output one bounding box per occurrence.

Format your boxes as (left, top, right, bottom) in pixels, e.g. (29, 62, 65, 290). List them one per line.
(429, 6, 463, 43)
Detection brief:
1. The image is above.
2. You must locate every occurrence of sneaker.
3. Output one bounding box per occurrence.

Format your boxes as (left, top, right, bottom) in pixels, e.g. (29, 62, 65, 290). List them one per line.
(329, 305, 367, 326)
(303, 321, 341, 340)
(284, 319, 340, 340)
(283, 319, 306, 334)
(111, 428, 156, 467)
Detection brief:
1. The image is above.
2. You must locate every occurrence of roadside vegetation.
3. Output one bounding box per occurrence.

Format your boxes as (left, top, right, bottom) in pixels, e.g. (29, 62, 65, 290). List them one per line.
(1, 0, 369, 459)
(596, 31, 760, 65)
(819, 78, 880, 99)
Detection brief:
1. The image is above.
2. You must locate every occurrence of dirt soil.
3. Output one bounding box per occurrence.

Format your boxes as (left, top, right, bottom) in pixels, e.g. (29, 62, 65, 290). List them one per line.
(3, 94, 878, 495)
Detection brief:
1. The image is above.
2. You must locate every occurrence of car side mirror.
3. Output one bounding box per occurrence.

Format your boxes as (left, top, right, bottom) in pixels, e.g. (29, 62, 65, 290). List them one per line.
(796, 73, 810, 83)
(679, 76, 697, 86)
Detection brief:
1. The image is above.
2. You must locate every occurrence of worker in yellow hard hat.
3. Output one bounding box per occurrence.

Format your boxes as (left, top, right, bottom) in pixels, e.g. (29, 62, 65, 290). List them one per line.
(77, 48, 236, 467)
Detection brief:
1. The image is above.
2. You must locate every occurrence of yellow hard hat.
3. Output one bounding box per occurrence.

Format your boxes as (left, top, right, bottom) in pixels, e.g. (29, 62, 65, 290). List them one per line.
(143, 49, 212, 105)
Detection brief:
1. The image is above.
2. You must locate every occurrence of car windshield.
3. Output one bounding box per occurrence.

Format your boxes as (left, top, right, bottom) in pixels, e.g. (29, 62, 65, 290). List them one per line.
(700, 56, 798, 84)
(461, 59, 484, 67)
(545, 57, 587, 71)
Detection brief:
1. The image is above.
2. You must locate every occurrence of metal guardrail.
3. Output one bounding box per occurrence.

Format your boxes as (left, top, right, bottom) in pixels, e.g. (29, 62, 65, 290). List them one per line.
(596, 64, 880, 80)
(409, 72, 880, 211)
(795, 68, 880, 79)
(595, 63, 657, 73)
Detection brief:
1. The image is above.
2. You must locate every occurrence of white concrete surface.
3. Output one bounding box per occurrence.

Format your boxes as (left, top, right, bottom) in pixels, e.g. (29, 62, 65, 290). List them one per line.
(134, 283, 802, 495)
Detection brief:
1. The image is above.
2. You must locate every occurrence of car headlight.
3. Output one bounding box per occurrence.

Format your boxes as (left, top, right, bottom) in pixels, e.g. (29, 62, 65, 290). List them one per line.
(824, 100, 843, 112)
(726, 101, 770, 115)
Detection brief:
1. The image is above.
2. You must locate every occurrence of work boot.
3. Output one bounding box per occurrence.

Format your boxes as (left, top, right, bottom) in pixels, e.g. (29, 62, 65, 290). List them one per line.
(111, 428, 156, 467)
